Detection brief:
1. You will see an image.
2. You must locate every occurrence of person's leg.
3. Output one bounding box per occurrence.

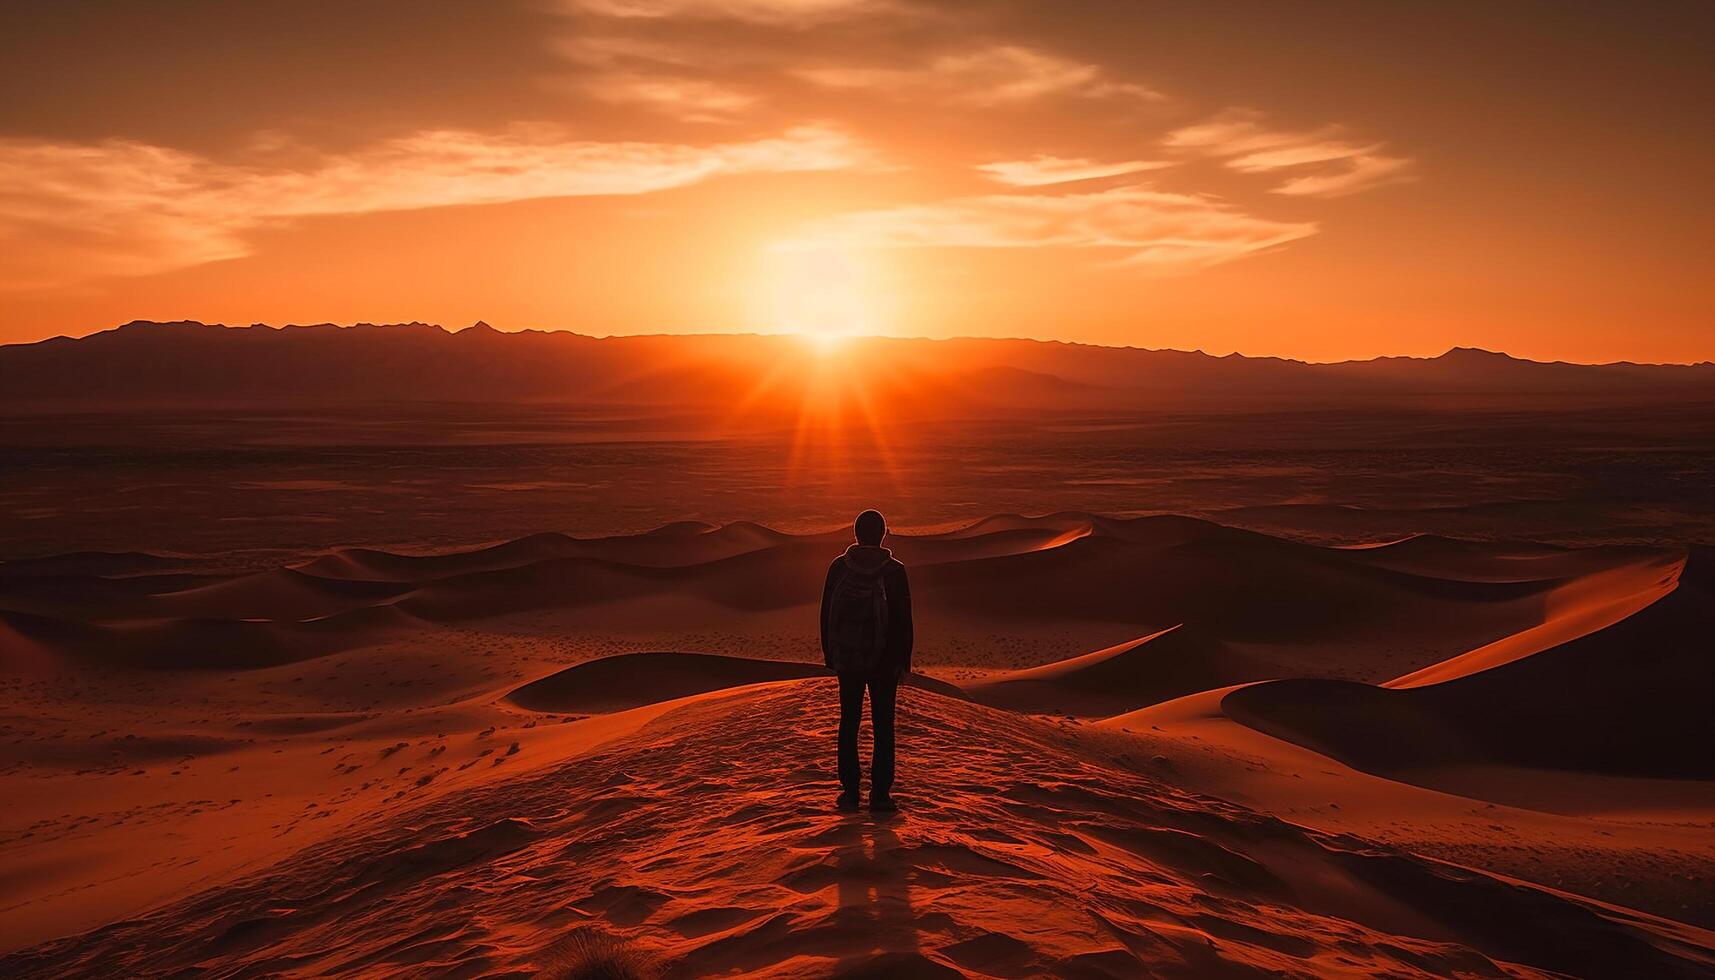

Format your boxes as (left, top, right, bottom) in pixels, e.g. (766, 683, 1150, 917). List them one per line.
(869, 674, 898, 798)
(837, 672, 865, 796)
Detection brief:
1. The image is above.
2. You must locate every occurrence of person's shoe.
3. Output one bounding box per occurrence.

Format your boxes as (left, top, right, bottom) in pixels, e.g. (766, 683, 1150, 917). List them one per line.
(836, 789, 861, 812)
(868, 793, 898, 813)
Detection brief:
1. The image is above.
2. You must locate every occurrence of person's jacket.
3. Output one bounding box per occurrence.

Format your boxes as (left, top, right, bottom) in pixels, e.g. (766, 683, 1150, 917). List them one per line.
(819, 544, 913, 677)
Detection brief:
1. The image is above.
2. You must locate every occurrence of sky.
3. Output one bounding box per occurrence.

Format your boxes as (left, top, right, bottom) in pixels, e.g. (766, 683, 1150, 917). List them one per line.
(0, 0, 1710, 362)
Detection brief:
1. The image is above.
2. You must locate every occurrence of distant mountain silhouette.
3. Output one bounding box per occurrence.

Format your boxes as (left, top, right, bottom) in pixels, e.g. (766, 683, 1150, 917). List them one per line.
(2, 320, 1711, 411)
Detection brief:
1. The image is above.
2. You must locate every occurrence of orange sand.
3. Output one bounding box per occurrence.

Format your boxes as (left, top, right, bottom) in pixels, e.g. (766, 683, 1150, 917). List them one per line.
(3, 516, 1712, 976)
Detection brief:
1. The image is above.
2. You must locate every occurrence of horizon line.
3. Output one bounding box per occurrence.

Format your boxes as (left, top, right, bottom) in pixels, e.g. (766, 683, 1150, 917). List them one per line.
(12, 318, 1715, 370)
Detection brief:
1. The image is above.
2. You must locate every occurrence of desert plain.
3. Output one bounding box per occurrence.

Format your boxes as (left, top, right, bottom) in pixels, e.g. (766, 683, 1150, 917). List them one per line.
(3, 329, 1714, 978)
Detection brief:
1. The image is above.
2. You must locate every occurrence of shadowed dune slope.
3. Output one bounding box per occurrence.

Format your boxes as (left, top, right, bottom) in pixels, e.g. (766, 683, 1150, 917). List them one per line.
(912, 522, 1561, 633)
(0, 572, 220, 619)
(393, 541, 843, 620)
(963, 625, 1270, 717)
(295, 523, 815, 582)
(294, 532, 590, 581)
(0, 551, 181, 579)
(1, 515, 1669, 682)
(0, 605, 414, 671)
(5, 683, 1710, 979)
(1222, 548, 1715, 778)
(150, 569, 417, 621)
(1384, 551, 1682, 688)
(954, 544, 1671, 721)
(1334, 533, 1662, 583)
(507, 652, 829, 713)
(509, 651, 966, 714)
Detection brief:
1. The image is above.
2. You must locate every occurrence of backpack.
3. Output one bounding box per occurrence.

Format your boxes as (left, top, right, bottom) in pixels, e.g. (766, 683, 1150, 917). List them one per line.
(825, 564, 889, 674)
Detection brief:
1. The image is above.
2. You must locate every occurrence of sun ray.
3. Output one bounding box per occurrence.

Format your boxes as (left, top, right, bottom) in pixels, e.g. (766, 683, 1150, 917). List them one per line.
(842, 357, 908, 492)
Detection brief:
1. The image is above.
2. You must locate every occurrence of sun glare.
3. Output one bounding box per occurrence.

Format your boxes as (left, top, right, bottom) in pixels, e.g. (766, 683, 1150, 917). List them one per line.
(724, 242, 908, 491)
(757, 243, 884, 344)
(803, 331, 850, 355)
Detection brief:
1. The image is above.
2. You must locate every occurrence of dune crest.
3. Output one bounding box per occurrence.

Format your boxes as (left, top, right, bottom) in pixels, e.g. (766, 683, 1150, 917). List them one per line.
(1217, 548, 1715, 779)
(506, 652, 828, 713)
(963, 625, 1266, 717)
(7, 683, 1711, 979)
(3, 514, 1675, 686)
(7, 513, 1713, 966)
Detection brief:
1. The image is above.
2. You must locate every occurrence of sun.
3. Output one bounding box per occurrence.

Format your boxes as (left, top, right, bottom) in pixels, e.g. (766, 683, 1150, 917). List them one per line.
(801, 330, 850, 355)
(728, 239, 910, 489)
(755, 242, 884, 344)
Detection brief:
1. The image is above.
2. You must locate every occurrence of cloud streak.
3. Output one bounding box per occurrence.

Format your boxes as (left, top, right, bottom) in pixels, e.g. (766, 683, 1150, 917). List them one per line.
(795, 45, 1164, 106)
(1167, 110, 1413, 197)
(546, 31, 762, 121)
(563, 73, 760, 121)
(783, 186, 1315, 272)
(561, 0, 889, 25)
(976, 155, 1171, 187)
(0, 126, 868, 288)
(1264, 152, 1413, 197)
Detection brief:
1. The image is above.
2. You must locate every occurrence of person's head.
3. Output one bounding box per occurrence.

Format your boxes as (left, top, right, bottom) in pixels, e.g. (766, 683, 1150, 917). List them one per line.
(854, 509, 887, 546)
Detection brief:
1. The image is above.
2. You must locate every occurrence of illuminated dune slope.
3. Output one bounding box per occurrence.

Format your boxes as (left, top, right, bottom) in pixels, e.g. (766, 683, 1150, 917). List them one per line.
(1211, 548, 1714, 779)
(6, 682, 1710, 979)
(962, 625, 1263, 717)
(506, 652, 964, 714)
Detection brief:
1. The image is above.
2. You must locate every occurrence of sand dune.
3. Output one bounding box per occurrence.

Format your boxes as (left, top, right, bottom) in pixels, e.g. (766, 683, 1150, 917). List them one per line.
(296, 523, 808, 582)
(1386, 551, 1681, 687)
(0, 571, 221, 620)
(963, 625, 1268, 717)
(1220, 548, 1714, 779)
(507, 651, 963, 715)
(3, 514, 1668, 686)
(150, 569, 416, 621)
(0, 550, 181, 579)
(0, 604, 412, 671)
(294, 532, 589, 581)
(1334, 533, 1654, 583)
(7, 683, 1711, 979)
(959, 547, 1685, 725)
(507, 652, 829, 713)
(6, 513, 1713, 974)
(886, 524, 1095, 565)
(913, 521, 1583, 686)
(916, 514, 1562, 621)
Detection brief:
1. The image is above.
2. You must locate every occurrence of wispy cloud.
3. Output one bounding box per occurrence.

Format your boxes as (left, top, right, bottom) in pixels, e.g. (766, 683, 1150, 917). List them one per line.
(563, 73, 760, 121)
(1258, 152, 1413, 197)
(561, 0, 889, 25)
(0, 125, 869, 288)
(550, 33, 712, 68)
(546, 31, 762, 120)
(976, 155, 1171, 187)
(1167, 110, 1413, 197)
(1166, 112, 1299, 156)
(795, 45, 1165, 106)
(782, 186, 1315, 272)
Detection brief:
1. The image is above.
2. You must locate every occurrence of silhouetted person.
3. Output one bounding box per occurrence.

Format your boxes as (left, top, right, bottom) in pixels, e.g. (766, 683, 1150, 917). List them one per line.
(822, 509, 913, 812)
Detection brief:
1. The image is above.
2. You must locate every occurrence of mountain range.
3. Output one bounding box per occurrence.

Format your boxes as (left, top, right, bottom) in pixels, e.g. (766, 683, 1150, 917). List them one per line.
(4, 320, 1712, 412)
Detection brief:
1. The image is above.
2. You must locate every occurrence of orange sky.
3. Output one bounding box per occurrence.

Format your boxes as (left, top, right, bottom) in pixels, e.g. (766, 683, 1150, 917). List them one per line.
(1, 1, 1710, 362)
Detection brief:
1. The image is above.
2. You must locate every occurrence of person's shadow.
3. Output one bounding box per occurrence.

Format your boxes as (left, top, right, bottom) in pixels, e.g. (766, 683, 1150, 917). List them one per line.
(832, 817, 923, 972)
